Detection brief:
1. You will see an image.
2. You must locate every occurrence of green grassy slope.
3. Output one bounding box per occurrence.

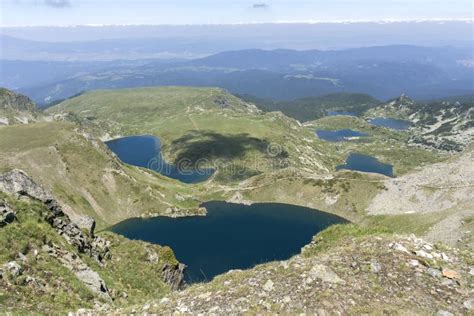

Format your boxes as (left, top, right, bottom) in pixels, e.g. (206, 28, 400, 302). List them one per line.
(45, 87, 451, 225)
(49, 87, 340, 181)
(0, 122, 203, 228)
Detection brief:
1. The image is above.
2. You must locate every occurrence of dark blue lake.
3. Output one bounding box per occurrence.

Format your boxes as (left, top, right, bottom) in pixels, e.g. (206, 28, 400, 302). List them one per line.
(105, 135, 214, 184)
(336, 153, 394, 177)
(110, 201, 347, 283)
(316, 129, 368, 142)
(327, 111, 356, 117)
(369, 117, 411, 130)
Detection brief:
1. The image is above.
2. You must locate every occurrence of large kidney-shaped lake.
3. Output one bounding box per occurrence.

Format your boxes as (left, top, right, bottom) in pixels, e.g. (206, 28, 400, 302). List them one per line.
(110, 201, 347, 283)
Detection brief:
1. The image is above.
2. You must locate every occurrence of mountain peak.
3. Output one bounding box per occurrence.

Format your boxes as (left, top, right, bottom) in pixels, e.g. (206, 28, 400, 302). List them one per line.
(395, 93, 415, 104)
(0, 88, 37, 113)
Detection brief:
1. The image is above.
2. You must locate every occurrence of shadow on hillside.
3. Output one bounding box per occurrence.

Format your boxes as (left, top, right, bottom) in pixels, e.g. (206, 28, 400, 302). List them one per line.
(168, 130, 287, 164)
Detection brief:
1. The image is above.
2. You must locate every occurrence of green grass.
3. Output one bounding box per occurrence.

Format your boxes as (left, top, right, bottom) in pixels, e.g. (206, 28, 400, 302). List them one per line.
(2, 88, 450, 231)
(302, 224, 391, 257)
(0, 121, 204, 228)
(49, 87, 342, 178)
(0, 194, 96, 313)
(363, 211, 455, 236)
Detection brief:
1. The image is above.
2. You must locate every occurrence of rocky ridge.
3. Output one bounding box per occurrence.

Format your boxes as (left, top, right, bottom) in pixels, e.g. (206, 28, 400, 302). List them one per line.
(0, 169, 187, 306)
(0, 169, 110, 263)
(366, 94, 473, 151)
(0, 169, 112, 296)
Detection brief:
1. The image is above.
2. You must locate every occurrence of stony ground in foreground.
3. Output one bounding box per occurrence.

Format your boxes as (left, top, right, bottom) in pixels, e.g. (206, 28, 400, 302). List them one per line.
(113, 226, 473, 315)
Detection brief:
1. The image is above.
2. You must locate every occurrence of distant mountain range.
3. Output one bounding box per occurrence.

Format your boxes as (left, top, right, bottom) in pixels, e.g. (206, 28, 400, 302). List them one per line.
(1, 21, 472, 57)
(4, 45, 471, 104)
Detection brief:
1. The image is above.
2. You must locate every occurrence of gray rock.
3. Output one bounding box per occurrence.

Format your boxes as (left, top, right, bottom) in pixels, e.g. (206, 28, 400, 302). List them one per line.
(263, 279, 274, 292)
(426, 267, 441, 278)
(0, 201, 16, 227)
(436, 310, 454, 316)
(370, 261, 382, 273)
(4, 261, 22, 278)
(309, 263, 345, 284)
(390, 242, 409, 254)
(415, 250, 433, 259)
(464, 299, 474, 310)
(0, 170, 109, 263)
(75, 216, 96, 237)
(161, 262, 186, 290)
(0, 170, 59, 212)
(42, 244, 110, 299)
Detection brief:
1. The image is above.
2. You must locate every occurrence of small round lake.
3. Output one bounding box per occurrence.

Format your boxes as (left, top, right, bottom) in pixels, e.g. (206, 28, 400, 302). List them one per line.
(336, 153, 394, 177)
(105, 135, 214, 184)
(110, 201, 347, 283)
(316, 129, 368, 142)
(369, 117, 411, 130)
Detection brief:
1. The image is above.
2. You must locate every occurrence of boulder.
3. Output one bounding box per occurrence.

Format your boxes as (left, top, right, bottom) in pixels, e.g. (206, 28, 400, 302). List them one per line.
(76, 216, 96, 237)
(0, 201, 16, 227)
(4, 261, 22, 278)
(309, 263, 345, 284)
(161, 262, 186, 290)
(0, 170, 53, 203)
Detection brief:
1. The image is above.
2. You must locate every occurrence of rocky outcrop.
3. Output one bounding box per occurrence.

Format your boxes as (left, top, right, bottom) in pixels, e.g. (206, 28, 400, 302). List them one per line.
(0, 169, 186, 306)
(42, 243, 110, 299)
(0, 169, 113, 299)
(0, 201, 16, 227)
(0, 88, 41, 125)
(120, 234, 473, 315)
(161, 262, 187, 291)
(76, 216, 96, 237)
(162, 206, 207, 218)
(0, 88, 36, 112)
(365, 94, 473, 151)
(0, 169, 110, 263)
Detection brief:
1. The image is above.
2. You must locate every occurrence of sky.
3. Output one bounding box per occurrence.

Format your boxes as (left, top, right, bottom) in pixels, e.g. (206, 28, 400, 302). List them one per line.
(0, 0, 472, 26)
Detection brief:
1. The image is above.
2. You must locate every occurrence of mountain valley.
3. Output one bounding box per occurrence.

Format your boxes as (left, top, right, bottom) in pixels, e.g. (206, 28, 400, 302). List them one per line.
(0, 81, 472, 314)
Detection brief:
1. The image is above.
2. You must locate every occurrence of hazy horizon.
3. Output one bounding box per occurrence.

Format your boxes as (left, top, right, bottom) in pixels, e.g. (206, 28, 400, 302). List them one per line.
(1, 0, 472, 27)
